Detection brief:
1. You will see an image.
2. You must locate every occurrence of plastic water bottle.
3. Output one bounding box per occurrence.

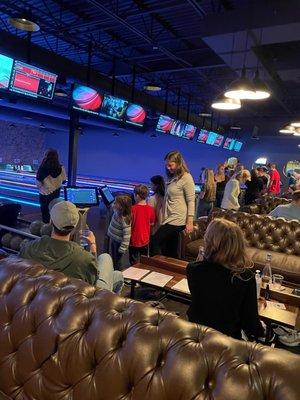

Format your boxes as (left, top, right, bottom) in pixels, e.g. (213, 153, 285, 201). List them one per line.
(255, 270, 262, 299)
(262, 253, 272, 287)
(197, 246, 205, 261)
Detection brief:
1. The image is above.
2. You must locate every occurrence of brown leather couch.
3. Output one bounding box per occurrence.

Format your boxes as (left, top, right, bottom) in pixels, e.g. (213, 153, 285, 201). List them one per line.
(1, 257, 300, 400)
(241, 195, 291, 214)
(181, 209, 300, 284)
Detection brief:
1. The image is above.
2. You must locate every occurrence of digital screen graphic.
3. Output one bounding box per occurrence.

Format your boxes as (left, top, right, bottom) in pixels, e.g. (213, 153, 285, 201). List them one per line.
(125, 103, 146, 127)
(197, 129, 209, 144)
(223, 137, 236, 150)
(233, 141, 243, 152)
(0, 54, 13, 89)
(156, 115, 175, 133)
(72, 84, 103, 115)
(100, 95, 128, 121)
(170, 121, 196, 140)
(64, 187, 99, 206)
(10, 60, 57, 99)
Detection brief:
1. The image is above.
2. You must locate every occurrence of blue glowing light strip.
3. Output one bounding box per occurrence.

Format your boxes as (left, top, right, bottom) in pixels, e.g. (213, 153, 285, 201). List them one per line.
(0, 195, 39, 207)
(0, 184, 38, 195)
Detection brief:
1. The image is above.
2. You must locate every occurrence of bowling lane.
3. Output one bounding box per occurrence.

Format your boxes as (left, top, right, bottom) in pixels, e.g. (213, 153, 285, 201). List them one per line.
(0, 170, 146, 206)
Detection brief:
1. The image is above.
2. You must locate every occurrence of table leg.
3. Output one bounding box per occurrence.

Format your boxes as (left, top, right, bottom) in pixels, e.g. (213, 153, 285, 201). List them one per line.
(130, 281, 136, 299)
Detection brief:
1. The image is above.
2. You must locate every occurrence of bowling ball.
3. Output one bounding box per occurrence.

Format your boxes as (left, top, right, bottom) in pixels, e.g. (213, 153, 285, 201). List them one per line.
(1, 233, 13, 248)
(30, 220, 44, 236)
(40, 223, 53, 237)
(20, 238, 31, 250)
(10, 235, 23, 251)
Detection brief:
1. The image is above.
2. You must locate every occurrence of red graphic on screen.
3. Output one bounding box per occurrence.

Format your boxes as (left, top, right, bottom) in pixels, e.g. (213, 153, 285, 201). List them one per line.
(13, 73, 39, 94)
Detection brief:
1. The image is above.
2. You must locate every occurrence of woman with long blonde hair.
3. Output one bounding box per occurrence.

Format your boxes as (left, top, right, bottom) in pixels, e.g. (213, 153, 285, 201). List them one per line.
(187, 218, 264, 339)
(150, 150, 195, 258)
(197, 168, 216, 217)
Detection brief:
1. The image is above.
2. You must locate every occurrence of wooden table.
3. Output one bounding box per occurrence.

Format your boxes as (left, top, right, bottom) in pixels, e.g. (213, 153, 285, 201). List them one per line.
(124, 256, 300, 333)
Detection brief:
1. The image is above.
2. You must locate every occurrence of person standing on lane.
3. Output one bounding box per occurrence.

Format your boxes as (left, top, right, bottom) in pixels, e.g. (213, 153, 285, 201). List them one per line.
(151, 150, 195, 258)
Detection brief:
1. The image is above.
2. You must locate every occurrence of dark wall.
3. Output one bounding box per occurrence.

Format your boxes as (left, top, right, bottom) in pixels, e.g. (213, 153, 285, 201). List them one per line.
(0, 121, 46, 164)
(45, 127, 235, 182)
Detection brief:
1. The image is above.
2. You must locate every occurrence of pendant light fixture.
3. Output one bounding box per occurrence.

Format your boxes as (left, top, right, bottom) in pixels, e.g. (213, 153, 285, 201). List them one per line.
(279, 124, 295, 134)
(9, 12, 40, 32)
(211, 94, 241, 110)
(225, 31, 257, 100)
(225, 67, 257, 100)
(252, 70, 271, 99)
(291, 121, 300, 127)
(144, 81, 162, 91)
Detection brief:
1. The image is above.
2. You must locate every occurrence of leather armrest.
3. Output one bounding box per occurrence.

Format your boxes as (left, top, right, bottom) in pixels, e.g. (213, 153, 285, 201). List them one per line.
(179, 218, 207, 259)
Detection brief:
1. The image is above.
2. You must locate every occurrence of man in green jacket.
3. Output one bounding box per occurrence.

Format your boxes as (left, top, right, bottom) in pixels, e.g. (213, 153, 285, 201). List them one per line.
(20, 200, 123, 292)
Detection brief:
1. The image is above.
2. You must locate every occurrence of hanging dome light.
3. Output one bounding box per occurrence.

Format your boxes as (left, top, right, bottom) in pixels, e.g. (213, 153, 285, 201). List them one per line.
(9, 13, 40, 32)
(224, 67, 257, 100)
(252, 70, 271, 100)
(211, 95, 241, 110)
(279, 124, 295, 134)
(293, 128, 300, 137)
(291, 121, 300, 127)
(143, 81, 161, 91)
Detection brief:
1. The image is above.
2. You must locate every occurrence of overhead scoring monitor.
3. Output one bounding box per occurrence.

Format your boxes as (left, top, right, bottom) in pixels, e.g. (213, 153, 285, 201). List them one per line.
(9, 60, 57, 100)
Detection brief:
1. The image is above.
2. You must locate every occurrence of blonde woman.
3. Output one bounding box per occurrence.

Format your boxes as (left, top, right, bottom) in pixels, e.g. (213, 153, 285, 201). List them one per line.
(187, 218, 264, 339)
(151, 150, 195, 258)
(197, 168, 216, 217)
(215, 164, 228, 207)
(221, 169, 251, 210)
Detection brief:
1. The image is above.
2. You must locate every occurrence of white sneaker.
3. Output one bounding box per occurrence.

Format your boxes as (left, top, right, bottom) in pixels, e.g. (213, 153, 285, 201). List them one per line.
(278, 331, 300, 347)
(273, 325, 294, 336)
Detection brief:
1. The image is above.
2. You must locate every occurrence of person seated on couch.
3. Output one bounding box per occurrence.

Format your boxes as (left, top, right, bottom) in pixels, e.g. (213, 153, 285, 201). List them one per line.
(19, 201, 123, 293)
(186, 218, 264, 340)
(269, 190, 300, 221)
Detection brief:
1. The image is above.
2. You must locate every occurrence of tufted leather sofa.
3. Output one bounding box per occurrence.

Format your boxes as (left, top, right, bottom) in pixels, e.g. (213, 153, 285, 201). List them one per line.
(241, 195, 291, 215)
(1, 257, 300, 400)
(181, 209, 300, 284)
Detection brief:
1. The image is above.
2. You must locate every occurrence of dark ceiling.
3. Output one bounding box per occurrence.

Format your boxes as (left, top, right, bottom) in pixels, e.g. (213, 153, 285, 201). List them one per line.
(0, 0, 300, 124)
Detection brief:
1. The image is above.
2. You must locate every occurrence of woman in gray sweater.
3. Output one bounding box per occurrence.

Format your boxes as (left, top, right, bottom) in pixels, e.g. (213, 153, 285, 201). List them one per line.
(151, 150, 195, 258)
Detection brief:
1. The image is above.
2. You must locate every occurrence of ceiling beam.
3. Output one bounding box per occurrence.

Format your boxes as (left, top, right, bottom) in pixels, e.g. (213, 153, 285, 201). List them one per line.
(115, 63, 227, 78)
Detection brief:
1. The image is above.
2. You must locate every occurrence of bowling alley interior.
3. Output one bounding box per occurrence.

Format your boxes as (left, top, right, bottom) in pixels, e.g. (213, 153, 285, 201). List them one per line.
(0, 1, 300, 399)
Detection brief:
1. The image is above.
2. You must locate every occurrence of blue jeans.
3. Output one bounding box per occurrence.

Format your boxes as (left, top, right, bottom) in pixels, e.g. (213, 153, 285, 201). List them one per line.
(96, 253, 124, 294)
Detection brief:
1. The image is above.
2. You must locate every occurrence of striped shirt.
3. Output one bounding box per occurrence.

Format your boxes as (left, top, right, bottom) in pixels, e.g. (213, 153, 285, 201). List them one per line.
(108, 212, 131, 253)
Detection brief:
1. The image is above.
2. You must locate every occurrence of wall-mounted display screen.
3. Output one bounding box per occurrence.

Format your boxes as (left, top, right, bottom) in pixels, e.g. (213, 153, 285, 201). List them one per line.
(125, 103, 147, 127)
(100, 95, 128, 121)
(156, 115, 175, 133)
(223, 137, 236, 150)
(72, 84, 103, 115)
(0, 54, 14, 89)
(206, 131, 224, 147)
(233, 141, 243, 152)
(10, 60, 57, 100)
(197, 129, 209, 143)
(156, 115, 196, 139)
(170, 121, 196, 140)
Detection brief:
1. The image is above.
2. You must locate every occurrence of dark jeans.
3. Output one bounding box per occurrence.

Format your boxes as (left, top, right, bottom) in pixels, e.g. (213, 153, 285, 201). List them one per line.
(150, 224, 185, 259)
(197, 200, 214, 217)
(129, 245, 149, 265)
(216, 191, 224, 208)
(109, 239, 123, 270)
(39, 188, 61, 223)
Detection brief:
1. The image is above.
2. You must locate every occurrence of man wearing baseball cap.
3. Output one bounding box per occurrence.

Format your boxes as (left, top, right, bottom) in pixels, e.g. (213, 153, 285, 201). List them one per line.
(19, 201, 123, 293)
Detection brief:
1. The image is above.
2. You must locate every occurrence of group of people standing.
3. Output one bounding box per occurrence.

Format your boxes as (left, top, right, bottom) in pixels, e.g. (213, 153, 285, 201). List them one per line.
(31, 148, 274, 341)
(197, 162, 281, 217)
(107, 150, 195, 268)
